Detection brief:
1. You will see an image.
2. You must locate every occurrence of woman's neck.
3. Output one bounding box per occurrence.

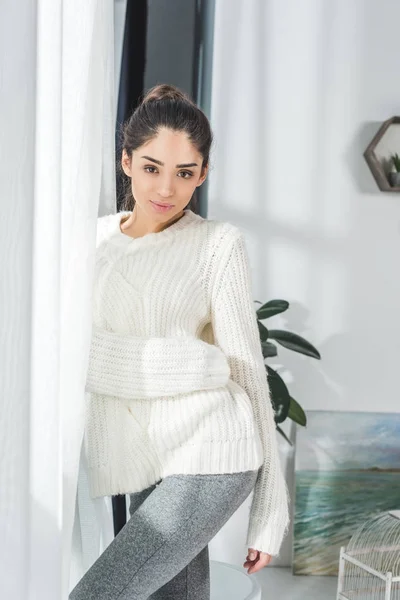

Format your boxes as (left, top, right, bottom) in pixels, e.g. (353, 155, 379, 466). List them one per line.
(119, 206, 186, 239)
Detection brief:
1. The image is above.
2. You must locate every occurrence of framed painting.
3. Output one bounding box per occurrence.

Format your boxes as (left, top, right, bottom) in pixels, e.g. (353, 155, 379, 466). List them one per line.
(293, 410, 400, 576)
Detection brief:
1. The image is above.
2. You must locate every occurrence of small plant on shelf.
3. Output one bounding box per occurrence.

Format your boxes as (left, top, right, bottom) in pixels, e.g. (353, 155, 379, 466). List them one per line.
(389, 152, 400, 187)
(255, 299, 321, 444)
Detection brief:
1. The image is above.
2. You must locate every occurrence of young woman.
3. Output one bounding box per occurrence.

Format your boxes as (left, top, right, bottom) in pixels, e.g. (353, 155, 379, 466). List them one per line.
(70, 84, 289, 599)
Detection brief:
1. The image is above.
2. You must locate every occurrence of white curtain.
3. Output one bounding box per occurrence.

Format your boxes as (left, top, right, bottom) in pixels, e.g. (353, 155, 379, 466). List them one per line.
(0, 1, 117, 598)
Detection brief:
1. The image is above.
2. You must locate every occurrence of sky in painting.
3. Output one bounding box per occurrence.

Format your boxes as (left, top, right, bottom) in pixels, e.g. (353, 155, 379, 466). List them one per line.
(295, 411, 400, 471)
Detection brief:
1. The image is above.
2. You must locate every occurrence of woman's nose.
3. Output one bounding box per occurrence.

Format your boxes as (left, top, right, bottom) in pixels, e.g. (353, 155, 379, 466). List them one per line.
(157, 175, 175, 197)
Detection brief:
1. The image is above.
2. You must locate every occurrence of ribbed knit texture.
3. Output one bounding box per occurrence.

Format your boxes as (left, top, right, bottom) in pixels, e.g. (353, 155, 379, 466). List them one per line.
(86, 326, 232, 398)
(84, 208, 290, 556)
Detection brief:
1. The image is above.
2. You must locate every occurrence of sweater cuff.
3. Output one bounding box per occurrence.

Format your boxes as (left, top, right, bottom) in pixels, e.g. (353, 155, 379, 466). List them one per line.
(245, 510, 290, 557)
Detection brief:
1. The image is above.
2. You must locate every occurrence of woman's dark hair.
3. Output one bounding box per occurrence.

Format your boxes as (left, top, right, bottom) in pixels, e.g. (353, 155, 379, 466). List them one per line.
(117, 83, 213, 213)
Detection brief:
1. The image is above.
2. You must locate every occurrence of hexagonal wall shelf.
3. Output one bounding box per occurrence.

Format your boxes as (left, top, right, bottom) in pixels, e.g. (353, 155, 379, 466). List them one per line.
(364, 116, 400, 192)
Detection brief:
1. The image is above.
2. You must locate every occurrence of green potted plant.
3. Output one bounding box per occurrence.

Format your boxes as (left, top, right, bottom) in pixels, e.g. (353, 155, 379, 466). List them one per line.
(389, 152, 400, 187)
(255, 298, 321, 444)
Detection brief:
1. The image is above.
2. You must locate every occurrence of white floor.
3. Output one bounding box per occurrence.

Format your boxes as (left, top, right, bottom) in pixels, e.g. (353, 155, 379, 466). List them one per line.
(255, 567, 338, 600)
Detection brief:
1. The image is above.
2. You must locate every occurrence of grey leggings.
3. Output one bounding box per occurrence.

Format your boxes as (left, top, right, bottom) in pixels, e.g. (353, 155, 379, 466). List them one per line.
(69, 468, 259, 600)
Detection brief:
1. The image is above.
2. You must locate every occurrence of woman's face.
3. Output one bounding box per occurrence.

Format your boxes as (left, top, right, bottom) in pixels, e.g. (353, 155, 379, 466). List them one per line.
(121, 127, 208, 221)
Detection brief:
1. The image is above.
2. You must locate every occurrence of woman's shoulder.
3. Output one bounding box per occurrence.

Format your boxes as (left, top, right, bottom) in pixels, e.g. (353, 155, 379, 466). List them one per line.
(196, 215, 246, 296)
(202, 214, 243, 248)
(96, 212, 122, 248)
(197, 214, 245, 276)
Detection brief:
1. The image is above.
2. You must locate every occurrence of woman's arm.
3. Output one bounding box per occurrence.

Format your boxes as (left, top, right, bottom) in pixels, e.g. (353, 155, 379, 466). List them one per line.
(85, 325, 231, 398)
(210, 228, 290, 557)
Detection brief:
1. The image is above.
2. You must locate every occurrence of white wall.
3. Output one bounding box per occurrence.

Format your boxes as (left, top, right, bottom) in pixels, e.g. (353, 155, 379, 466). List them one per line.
(208, 0, 400, 567)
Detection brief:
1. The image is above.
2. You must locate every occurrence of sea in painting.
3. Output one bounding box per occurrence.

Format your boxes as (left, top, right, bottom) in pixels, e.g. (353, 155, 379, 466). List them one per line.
(293, 411, 400, 576)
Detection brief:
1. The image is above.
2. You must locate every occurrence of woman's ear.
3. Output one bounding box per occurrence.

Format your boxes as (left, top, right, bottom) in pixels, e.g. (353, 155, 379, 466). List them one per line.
(121, 149, 132, 177)
(196, 164, 209, 187)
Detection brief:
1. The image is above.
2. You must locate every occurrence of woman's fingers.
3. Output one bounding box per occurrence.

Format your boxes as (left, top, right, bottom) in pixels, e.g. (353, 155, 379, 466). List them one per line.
(243, 550, 272, 574)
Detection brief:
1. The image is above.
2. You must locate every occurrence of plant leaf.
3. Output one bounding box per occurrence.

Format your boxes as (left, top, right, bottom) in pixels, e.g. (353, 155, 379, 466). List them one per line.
(256, 299, 289, 320)
(266, 366, 290, 423)
(257, 320, 269, 342)
(268, 329, 321, 359)
(276, 425, 293, 446)
(261, 341, 278, 358)
(288, 396, 307, 426)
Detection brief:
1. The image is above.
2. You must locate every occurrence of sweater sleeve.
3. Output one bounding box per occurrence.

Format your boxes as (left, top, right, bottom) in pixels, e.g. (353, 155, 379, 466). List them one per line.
(210, 228, 290, 557)
(85, 325, 231, 399)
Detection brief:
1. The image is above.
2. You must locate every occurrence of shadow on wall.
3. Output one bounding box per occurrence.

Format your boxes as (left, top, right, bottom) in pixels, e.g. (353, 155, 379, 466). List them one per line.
(209, 0, 400, 570)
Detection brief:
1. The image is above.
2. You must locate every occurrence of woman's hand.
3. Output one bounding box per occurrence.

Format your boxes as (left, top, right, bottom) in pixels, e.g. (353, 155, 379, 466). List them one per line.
(243, 547, 272, 574)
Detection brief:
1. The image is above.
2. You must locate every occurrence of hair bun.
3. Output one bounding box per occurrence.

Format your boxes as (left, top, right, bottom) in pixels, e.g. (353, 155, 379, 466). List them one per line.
(142, 84, 192, 105)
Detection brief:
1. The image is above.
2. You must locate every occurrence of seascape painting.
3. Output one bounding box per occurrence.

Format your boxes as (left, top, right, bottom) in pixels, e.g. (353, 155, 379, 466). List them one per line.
(293, 410, 400, 576)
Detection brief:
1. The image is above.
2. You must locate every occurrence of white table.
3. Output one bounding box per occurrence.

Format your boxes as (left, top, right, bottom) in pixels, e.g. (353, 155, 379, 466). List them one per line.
(210, 560, 262, 600)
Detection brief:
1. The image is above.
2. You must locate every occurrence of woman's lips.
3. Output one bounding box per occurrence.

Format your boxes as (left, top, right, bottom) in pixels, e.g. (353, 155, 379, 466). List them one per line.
(150, 200, 174, 212)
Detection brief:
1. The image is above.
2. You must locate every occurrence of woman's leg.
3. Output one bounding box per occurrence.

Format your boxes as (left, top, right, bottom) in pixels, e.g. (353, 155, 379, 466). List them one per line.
(129, 484, 210, 600)
(129, 485, 210, 600)
(148, 543, 210, 600)
(69, 469, 259, 600)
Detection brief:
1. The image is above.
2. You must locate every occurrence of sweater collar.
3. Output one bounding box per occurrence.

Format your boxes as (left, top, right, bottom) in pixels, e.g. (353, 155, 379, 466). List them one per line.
(109, 209, 202, 247)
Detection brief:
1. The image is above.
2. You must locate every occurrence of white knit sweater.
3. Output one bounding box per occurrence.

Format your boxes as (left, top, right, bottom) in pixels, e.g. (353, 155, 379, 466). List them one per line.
(83, 208, 290, 556)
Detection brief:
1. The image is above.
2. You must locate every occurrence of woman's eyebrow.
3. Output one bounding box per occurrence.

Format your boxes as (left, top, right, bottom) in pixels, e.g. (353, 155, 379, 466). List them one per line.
(141, 155, 198, 168)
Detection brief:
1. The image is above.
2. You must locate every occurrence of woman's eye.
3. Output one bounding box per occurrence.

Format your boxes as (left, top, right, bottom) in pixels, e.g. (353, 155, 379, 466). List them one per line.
(144, 166, 193, 179)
